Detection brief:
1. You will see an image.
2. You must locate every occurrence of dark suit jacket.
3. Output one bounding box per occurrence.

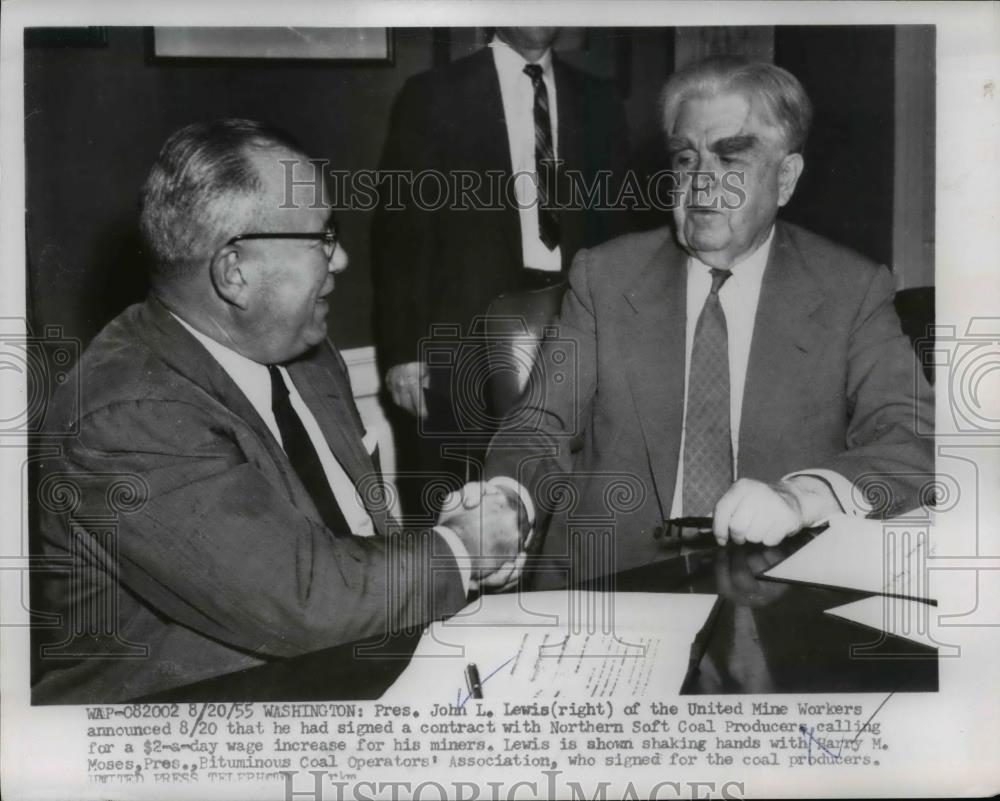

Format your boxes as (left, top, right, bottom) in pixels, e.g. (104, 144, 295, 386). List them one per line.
(372, 46, 631, 371)
(486, 221, 935, 586)
(32, 296, 467, 703)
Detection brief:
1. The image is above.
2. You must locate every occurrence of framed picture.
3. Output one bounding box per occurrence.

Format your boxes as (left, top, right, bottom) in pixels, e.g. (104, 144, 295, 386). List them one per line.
(24, 26, 108, 48)
(151, 27, 393, 63)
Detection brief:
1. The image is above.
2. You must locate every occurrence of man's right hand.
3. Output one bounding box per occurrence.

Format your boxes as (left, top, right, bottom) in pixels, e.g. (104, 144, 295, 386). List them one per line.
(437, 483, 521, 578)
(385, 362, 428, 419)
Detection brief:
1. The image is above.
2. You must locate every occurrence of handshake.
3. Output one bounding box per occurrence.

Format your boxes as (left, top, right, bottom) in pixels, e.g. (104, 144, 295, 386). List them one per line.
(435, 479, 533, 590)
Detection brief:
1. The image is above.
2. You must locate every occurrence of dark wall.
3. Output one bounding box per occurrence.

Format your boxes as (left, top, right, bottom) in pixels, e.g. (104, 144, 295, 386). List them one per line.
(775, 26, 896, 267)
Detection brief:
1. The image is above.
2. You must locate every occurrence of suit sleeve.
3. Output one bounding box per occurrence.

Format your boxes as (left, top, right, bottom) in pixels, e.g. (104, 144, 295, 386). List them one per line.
(816, 265, 935, 515)
(485, 247, 600, 533)
(371, 76, 439, 369)
(51, 399, 468, 658)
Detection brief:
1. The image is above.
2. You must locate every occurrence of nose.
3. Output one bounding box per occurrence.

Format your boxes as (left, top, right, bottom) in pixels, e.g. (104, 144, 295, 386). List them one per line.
(683, 154, 723, 209)
(329, 241, 348, 274)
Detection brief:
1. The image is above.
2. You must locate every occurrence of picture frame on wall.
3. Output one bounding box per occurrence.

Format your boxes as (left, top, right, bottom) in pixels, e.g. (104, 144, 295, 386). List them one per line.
(151, 26, 393, 63)
(23, 26, 108, 48)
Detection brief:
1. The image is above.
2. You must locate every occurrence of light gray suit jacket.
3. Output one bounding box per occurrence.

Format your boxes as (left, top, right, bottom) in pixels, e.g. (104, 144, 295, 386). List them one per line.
(33, 296, 466, 703)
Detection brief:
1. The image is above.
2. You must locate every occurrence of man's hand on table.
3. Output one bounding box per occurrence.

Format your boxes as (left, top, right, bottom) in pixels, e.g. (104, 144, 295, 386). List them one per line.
(712, 476, 841, 547)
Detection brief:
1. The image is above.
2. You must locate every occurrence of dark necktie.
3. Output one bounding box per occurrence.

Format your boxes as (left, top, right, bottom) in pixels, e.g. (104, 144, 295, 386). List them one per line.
(682, 268, 734, 516)
(268, 365, 350, 536)
(523, 63, 560, 251)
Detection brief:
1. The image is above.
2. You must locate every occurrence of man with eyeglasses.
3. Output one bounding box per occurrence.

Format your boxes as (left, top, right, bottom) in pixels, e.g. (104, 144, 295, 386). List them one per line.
(32, 119, 522, 704)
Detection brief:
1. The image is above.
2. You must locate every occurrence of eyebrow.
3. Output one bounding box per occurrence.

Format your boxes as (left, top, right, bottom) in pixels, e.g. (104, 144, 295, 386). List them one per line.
(666, 134, 761, 156)
(666, 136, 692, 154)
(710, 135, 760, 156)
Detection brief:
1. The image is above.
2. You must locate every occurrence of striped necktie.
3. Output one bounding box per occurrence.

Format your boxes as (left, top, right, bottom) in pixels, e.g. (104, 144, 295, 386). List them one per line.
(523, 63, 560, 251)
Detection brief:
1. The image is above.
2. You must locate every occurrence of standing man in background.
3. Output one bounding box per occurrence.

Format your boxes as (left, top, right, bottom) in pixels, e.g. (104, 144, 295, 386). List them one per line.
(372, 27, 632, 511)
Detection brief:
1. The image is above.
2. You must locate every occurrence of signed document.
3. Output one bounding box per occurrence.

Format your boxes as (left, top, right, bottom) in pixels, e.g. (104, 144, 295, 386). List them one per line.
(381, 591, 718, 702)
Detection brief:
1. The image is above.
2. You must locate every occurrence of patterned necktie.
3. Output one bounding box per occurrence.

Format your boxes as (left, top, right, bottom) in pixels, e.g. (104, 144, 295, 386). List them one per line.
(523, 63, 560, 251)
(268, 365, 350, 537)
(682, 268, 734, 516)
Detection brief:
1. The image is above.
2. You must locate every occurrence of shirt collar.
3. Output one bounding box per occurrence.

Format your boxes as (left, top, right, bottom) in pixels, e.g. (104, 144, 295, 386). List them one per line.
(688, 225, 776, 284)
(170, 311, 274, 411)
(489, 35, 554, 80)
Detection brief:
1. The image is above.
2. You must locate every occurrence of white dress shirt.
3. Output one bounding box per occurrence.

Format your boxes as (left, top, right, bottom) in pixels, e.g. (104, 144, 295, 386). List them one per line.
(669, 229, 866, 520)
(490, 36, 563, 273)
(170, 314, 477, 590)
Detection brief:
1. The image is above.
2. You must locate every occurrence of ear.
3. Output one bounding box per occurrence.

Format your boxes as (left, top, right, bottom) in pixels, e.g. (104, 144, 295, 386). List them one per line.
(209, 245, 251, 310)
(776, 152, 804, 207)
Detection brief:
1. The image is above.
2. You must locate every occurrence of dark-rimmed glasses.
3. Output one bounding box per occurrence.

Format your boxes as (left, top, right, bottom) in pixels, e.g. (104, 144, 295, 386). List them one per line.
(226, 227, 338, 261)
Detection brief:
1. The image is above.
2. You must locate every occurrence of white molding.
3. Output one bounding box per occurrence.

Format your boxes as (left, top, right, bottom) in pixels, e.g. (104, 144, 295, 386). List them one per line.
(341, 345, 399, 492)
(341, 345, 381, 398)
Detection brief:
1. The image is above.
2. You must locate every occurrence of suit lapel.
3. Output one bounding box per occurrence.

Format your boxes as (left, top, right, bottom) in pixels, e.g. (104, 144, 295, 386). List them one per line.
(456, 49, 521, 265)
(139, 298, 390, 537)
(138, 297, 283, 463)
(553, 58, 583, 270)
(553, 57, 580, 171)
(287, 348, 392, 536)
(620, 236, 688, 517)
(738, 223, 828, 477)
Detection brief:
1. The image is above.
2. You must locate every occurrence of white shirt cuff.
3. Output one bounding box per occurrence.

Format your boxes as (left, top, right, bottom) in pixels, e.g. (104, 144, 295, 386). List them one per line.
(433, 525, 472, 596)
(782, 468, 873, 523)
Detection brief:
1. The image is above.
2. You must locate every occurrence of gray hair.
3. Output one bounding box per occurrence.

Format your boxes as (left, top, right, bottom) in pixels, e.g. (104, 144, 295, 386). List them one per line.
(139, 118, 303, 282)
(659, 56, 813, 154)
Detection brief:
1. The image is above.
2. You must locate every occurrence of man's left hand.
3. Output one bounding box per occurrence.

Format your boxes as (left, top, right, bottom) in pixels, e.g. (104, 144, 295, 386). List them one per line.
(712, 476, 841, 547)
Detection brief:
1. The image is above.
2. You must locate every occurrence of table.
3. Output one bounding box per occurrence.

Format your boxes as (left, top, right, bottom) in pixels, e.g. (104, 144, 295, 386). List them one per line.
(137, 531, 937, 702)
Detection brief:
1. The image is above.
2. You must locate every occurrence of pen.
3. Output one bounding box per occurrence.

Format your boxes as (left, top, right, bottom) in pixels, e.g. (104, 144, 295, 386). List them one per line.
(665, 516, 713, 530)
(654, 517, 716, 545)
(466, 663, 483, 699)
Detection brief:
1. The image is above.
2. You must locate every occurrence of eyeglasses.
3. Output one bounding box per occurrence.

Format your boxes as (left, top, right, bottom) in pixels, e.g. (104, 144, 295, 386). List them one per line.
(226, 226, 338, 261)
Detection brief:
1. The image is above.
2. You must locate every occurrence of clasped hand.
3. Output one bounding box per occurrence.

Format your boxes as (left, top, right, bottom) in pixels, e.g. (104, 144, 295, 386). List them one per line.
(436, 482, 528, 583)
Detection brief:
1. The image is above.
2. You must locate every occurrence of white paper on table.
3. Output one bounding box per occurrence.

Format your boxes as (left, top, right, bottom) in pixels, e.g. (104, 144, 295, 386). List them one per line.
(762, 513, 934, 600)
(380, 591, 718, 703)
(824, 595, 940, 649)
